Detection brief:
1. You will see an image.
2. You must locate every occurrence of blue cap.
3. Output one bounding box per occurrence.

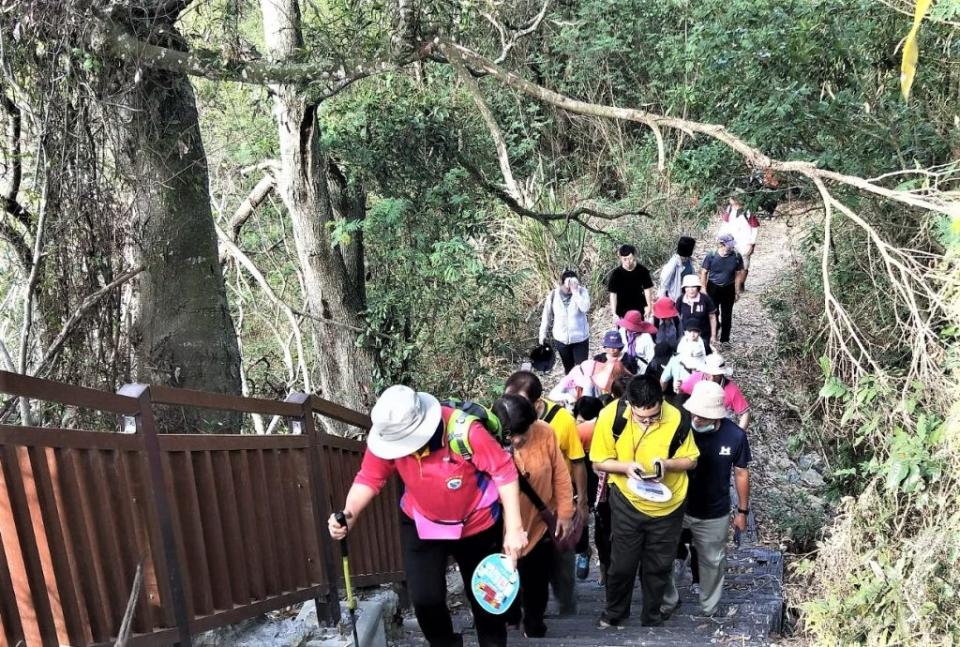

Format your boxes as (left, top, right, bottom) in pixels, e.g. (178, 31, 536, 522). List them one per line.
(602, 330, 624, 349)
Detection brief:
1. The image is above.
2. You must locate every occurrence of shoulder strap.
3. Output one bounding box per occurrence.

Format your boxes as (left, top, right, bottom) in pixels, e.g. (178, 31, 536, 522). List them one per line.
(447, 411, 476, 460)
(542, 402, 562, 424)
(517, 472, 548, 511)
(611, 398, 628, 442)
(668, 407, 692, 458)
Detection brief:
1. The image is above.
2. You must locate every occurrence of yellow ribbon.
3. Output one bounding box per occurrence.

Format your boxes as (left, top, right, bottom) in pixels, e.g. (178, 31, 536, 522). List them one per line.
(900, 0, 933, 100)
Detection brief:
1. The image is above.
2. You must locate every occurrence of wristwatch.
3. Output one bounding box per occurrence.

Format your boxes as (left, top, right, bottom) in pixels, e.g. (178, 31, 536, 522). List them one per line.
(737, 508, 749, 515)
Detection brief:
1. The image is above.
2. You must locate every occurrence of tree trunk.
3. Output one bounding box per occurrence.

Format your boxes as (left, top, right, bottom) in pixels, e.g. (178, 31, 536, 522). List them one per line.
(109, 7, 242, 431)
(260, 0, 376, 426)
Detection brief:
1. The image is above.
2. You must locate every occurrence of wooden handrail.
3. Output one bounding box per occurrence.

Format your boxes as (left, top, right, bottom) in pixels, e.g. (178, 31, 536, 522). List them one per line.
(0, 370, 371, 432)
(308, 395, 370, 430)
(0, 370, 140, 415)
(149, 384, 303, 417)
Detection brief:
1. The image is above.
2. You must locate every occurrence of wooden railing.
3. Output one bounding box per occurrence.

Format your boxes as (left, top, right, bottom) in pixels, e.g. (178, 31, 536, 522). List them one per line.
(0, 371, 404, 647)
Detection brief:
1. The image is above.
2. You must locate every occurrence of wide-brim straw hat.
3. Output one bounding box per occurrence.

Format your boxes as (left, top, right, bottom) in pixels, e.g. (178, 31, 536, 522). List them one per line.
(683, 381, 728, 419)
(367, 385, 442, 460)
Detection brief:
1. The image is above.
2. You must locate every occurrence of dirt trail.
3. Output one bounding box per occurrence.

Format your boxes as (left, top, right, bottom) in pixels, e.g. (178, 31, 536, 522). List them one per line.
(716, 216, 822, 546)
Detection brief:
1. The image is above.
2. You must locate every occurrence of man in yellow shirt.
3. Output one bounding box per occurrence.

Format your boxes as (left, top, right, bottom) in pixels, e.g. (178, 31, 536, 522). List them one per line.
(505, 370, 587, 615)
(589, 375, 699, 628)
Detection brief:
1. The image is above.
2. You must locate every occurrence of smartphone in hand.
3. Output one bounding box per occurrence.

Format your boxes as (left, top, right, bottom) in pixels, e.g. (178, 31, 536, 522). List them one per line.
(632, 462, 662, 480)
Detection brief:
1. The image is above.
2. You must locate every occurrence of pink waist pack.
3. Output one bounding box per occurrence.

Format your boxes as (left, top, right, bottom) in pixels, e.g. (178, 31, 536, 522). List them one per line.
(411, 483, 500, 540)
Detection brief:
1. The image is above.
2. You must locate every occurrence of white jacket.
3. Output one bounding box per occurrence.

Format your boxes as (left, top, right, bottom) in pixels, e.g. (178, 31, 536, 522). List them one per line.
(539, 287, 591, 345)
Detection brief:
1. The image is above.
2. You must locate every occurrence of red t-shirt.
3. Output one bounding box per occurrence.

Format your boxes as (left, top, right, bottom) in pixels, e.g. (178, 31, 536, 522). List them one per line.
(354, 406, 517, 536)
(680, 372, 750, 415)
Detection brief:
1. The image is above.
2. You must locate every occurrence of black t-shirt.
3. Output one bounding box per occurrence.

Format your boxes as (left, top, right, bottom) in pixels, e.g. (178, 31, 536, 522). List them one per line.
(676, 294, 718, 338)
(607, 264, 654, 316)
(686, 419, 751, 519)
(701, 251, 743, 286)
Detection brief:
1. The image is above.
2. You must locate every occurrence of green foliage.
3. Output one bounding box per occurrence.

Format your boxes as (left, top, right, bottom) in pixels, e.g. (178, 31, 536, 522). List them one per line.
(537, 0, 957, 203)
(766, 490, 827, 553)
(361, 195, 522, 401)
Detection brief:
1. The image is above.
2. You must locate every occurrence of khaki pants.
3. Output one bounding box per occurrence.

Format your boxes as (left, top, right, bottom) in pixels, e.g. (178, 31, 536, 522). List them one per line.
(661, 514, 729, 616)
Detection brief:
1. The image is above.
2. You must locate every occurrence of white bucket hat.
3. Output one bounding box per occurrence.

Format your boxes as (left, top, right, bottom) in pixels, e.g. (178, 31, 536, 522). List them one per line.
(681, 274, 702, 289)
(698, 352, 733, 377)
(367, 385, 442, 459)
(683, 381, 728, 419)
(679, 344, 706, 369)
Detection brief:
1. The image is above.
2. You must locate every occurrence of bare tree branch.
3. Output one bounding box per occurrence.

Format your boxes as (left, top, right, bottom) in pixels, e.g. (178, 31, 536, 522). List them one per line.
(446, 44, 525, 204)
(94, 16, 437, 97)
(440, 40, 960, 219)
(228, 173, 275, 241)
(482, 0, 551, 64)
(32, 266, 145, 380)
(215, 222, 311, 393)
(460, 157, 654, 234)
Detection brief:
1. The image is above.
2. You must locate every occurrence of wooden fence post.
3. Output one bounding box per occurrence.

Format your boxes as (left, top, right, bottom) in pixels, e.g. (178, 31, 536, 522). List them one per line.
(285, 393, 341, 627)
(118, 384, 193, 646)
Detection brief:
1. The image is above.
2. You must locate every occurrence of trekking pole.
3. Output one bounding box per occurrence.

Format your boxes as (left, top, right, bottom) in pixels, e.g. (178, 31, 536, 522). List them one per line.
(334, 511, 361, 647)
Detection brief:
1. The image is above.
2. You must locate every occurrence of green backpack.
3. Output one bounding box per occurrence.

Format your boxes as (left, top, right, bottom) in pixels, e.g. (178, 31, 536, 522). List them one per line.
(440, 399, 505, 460)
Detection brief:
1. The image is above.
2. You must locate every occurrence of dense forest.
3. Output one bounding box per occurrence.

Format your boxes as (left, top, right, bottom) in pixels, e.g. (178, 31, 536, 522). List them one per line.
(1, 0, 958, 642)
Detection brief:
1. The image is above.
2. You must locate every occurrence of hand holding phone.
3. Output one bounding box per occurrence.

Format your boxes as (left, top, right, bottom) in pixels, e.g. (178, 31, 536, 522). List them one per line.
(629, 461, 662, 481)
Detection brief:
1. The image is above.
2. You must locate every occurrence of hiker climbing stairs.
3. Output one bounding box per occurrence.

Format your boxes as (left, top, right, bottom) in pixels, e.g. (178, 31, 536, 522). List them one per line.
(458, 543, 784, 646)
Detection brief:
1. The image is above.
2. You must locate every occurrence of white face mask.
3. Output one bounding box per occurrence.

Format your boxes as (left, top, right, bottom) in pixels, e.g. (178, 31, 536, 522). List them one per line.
(692, 421, 716, 434)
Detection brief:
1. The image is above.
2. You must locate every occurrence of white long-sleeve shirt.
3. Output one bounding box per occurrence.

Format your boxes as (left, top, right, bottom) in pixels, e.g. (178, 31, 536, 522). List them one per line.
(658, 254, 695, 301)
(539, 287, 591, 345)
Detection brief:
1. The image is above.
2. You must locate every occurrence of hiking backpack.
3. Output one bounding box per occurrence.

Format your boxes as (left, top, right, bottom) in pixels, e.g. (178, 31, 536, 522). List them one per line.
(439, 399, 504, 460)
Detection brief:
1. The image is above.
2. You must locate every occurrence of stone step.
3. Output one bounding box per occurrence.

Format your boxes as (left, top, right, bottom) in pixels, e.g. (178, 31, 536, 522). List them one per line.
(457, 544, 784, 647)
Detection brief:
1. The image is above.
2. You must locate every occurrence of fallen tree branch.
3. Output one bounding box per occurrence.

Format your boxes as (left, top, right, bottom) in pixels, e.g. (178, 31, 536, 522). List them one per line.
(114, 561, 143, 647)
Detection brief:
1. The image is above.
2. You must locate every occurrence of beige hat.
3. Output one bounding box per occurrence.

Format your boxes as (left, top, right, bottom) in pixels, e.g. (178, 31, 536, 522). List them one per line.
(698, 353, 733, 377)
(683, 381, 728, 419)
(681, 274, 702, 289)
(367, 385, 442, 459)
